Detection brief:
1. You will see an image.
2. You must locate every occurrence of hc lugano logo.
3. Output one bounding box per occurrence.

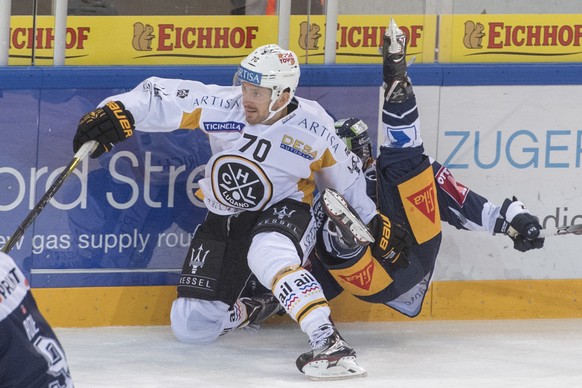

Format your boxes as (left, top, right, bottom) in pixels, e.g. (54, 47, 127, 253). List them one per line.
(212, 156, 272, 210)
(189, 243, 210, 274)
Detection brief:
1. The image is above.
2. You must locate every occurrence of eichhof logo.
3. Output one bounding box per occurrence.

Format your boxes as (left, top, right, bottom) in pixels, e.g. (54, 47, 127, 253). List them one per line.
(132, 22, 155, 51)
(463, 21, 485, 49)
(461, 18, 582, 57)
(298, 21, 322, 50)
(189, 243, 210, 274)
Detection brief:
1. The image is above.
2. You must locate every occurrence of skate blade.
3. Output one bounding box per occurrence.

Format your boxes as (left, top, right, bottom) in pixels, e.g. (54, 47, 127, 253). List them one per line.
(321, 189, 375, 246)
(303, 356, 368, 381)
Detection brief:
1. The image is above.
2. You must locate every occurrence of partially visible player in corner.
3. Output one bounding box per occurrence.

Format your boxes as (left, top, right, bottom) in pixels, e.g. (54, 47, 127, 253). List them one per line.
(308, 18, 545, 318)
(0, 251, 74, 388)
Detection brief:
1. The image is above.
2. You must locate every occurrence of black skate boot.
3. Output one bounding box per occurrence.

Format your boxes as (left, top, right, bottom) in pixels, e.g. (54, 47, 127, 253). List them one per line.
(296, 324, 367, 380)
(239, 293, 284, 329)
(320, 188, 374, 246)
(381, 17, 414, 103)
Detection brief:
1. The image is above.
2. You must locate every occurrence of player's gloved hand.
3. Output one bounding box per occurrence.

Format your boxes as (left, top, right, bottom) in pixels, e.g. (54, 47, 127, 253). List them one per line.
(368, 212, 413, 267)
(495, 196, 545, 252)
(73, 100, 135, 158)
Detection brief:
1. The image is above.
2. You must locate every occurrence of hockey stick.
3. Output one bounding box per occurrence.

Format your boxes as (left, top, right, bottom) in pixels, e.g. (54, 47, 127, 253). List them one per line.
(539, 224, 582, 237)
(2, 140, 98, 254)
(508, 224, 582, 239)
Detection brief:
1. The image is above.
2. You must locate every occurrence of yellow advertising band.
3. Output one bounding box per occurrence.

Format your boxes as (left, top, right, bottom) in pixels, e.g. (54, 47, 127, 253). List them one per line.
(33, 278, 582, 327)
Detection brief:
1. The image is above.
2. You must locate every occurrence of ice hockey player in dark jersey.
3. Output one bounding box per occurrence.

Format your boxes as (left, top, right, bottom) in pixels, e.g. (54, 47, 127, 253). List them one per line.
(309, 18, 545, 317)
(0, 251, 74, 388)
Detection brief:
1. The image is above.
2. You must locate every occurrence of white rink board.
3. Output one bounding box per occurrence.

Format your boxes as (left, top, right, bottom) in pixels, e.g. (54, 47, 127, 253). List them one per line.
(379, 85, 582, 281)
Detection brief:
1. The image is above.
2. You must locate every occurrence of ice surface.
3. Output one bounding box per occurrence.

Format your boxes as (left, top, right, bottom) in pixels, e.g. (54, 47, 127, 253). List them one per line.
(56, 319, 582, 387)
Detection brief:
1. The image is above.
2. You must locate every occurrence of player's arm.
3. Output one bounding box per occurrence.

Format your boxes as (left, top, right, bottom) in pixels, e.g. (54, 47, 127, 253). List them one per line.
(493, 197, 544, 252)
(72, 77, 211, 158)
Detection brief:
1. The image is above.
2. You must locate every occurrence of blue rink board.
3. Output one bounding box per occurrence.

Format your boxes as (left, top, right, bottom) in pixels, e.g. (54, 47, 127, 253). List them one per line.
(1, 63, 581, 289)
(3, 63, 582, 90)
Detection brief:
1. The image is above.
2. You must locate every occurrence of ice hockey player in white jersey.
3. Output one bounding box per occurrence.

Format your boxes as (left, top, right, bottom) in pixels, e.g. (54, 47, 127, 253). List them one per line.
(0, 251, 74, 388)
(308, 18, 545, 318)
(72, 44, 411, 379)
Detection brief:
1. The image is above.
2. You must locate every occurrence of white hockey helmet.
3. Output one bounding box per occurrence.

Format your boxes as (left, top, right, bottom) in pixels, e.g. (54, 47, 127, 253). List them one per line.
(237, 44, 300, 114)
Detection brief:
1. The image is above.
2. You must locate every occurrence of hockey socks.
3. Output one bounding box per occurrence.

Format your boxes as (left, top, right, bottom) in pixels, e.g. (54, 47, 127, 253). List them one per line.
(271, 267, 329, 325)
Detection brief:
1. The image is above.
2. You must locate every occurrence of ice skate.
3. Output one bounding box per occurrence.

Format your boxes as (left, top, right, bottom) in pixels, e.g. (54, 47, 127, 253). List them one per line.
(320, 188, 374, 246)
(381, 17, 414, 103)
(296, 324, 367, 380)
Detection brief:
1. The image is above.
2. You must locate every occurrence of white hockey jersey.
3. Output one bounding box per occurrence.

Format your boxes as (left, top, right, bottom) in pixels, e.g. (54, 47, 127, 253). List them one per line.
(104, 77, 377, 222)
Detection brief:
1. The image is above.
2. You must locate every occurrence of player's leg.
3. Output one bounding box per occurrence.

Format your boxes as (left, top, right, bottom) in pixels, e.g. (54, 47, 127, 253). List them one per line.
(248, 199, 366, 380)
(171, 211, 283, 343)
(170, 298, 231, 344)
(170, 289, 283, 343)
(382, 17, 414, 104)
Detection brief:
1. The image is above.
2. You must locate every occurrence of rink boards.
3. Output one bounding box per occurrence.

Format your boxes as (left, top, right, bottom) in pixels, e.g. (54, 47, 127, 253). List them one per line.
(1, 64, 582, 326)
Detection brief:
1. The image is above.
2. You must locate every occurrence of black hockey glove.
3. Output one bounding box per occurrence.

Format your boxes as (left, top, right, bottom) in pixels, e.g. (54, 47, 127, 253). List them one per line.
(368, 212, 413, 267)
(73, 100, 135, 158)
(494, 196, 545, 252)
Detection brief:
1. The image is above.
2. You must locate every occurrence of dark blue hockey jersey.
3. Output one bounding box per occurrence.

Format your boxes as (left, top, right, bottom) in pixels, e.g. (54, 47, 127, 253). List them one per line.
(0, 252, 73, 388)
(310, 95, 504, 317)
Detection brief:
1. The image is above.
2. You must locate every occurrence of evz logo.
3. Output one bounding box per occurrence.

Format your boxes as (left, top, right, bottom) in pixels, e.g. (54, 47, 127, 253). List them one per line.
(212, 156, 273, 210)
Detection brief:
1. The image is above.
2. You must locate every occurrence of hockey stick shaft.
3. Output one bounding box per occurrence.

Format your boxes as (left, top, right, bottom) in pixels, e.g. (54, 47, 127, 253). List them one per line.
(2, 141, 98, 254)
(508, 224, 582, 239)
(539, 224, 582, 237)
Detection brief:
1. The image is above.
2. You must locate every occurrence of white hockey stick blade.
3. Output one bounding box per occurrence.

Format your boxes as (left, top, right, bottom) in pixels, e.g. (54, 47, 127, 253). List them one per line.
(303, 356, 367, 381)
(508, 224, 582, 239)
(540, 224, 582, 237)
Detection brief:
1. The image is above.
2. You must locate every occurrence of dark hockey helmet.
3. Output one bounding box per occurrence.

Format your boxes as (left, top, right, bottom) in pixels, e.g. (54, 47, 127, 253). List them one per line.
(334, 118, 373, 167)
